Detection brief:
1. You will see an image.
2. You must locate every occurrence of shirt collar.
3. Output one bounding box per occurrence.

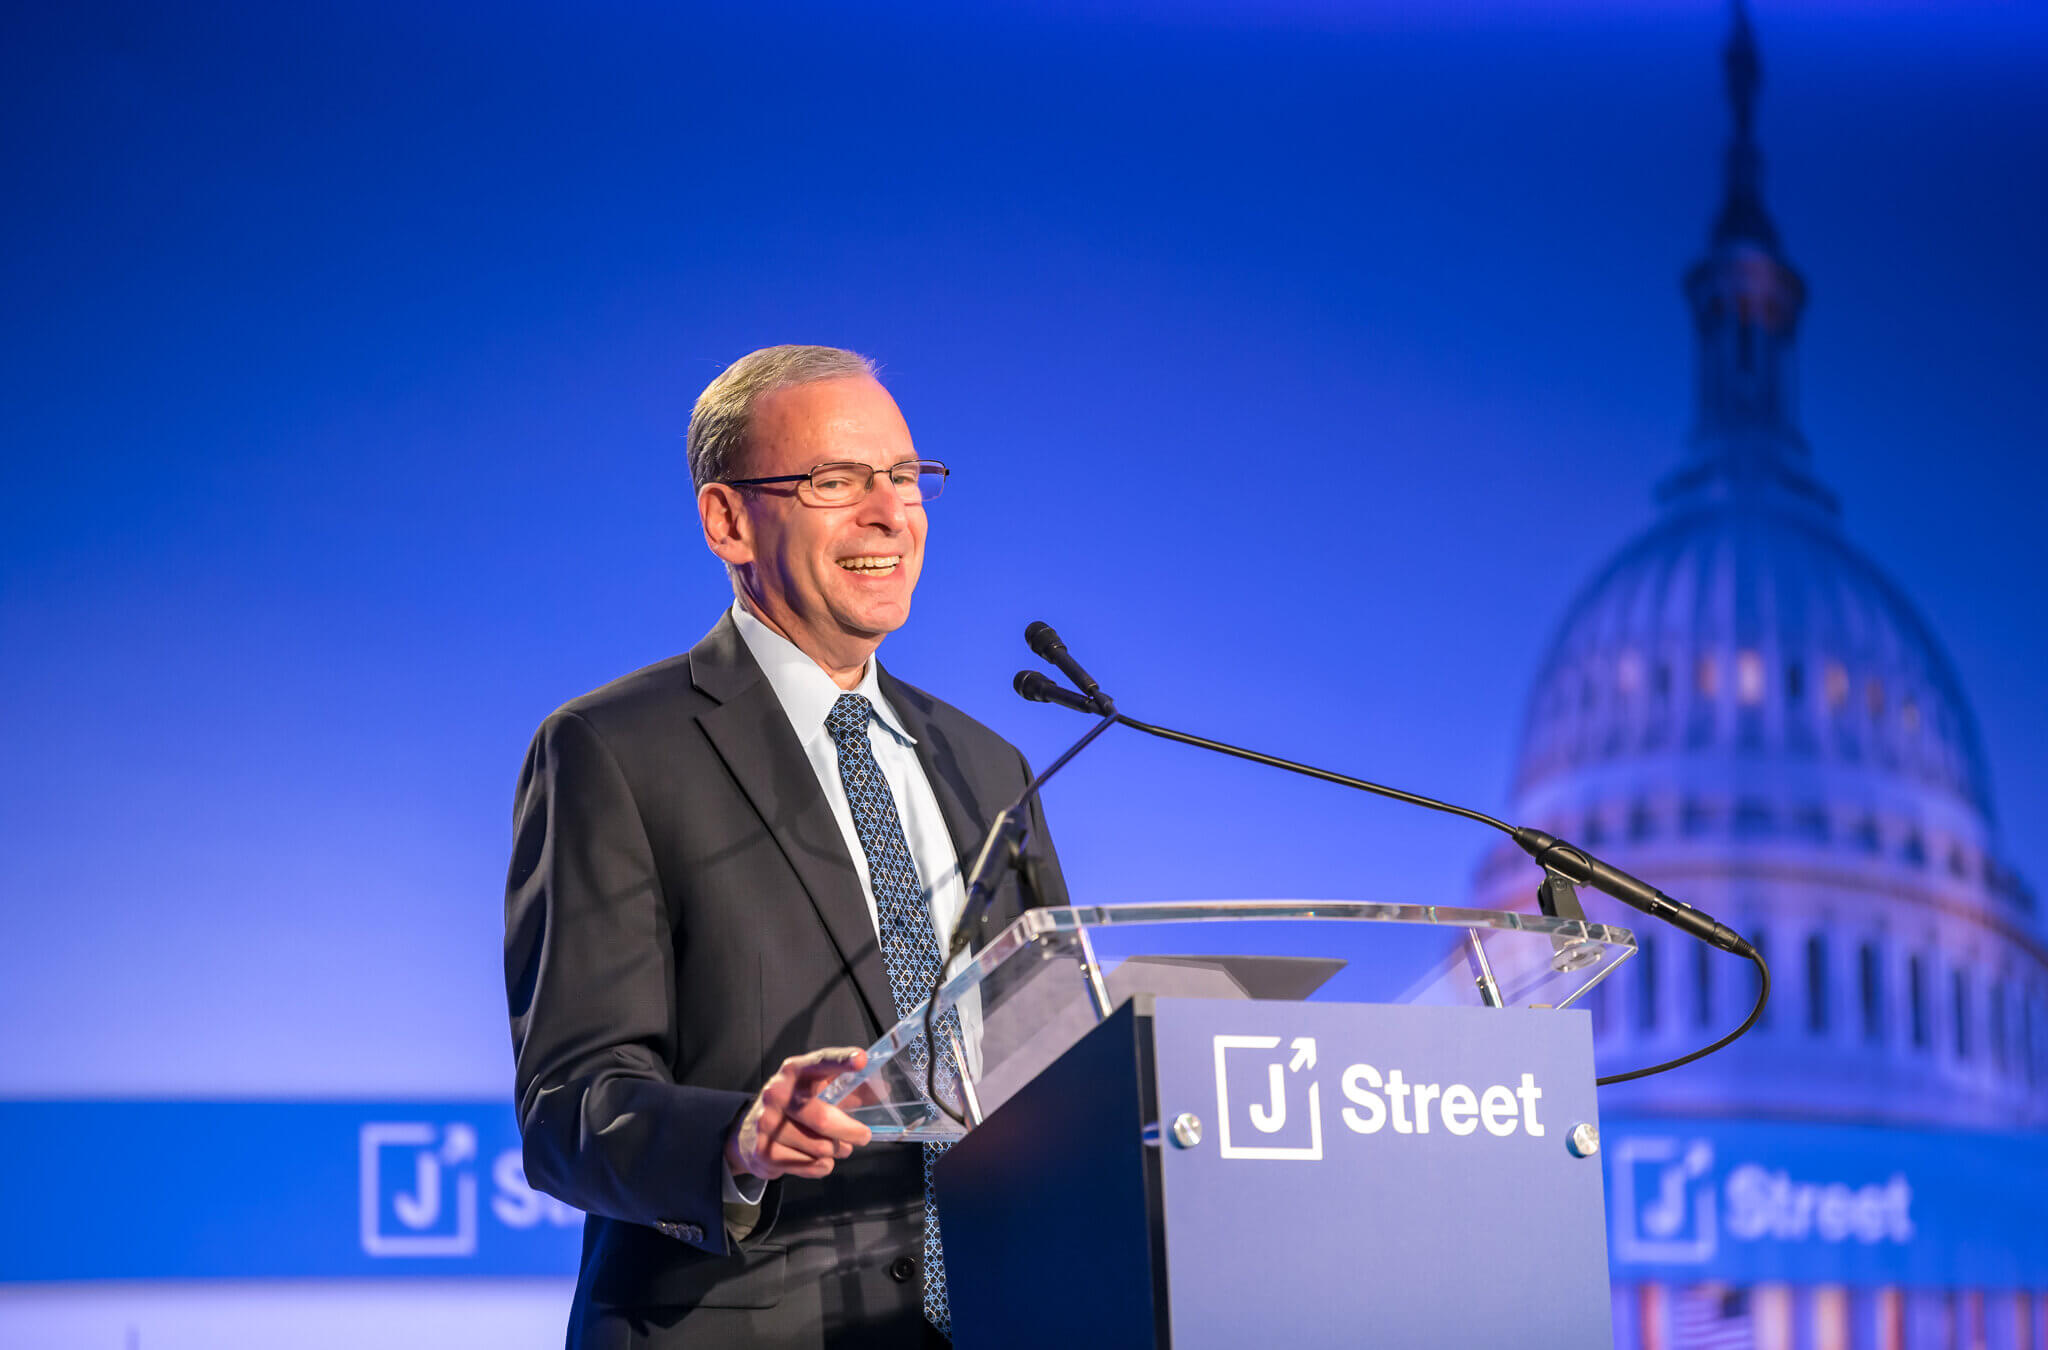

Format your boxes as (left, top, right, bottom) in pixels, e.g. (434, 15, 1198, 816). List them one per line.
(729, 601, 917, 747)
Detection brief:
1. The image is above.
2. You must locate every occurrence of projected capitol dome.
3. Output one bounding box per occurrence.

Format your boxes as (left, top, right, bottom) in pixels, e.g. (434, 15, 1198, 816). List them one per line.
(1474, 3, 2044, 1133)
(1474, 12, 2048, 1346)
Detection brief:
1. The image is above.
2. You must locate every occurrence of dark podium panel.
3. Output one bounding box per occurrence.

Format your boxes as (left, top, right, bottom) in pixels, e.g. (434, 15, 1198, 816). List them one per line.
(936, 996, 1614, 1349)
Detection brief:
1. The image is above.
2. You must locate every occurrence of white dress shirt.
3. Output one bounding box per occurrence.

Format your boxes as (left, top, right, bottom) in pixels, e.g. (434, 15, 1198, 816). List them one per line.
(722, 603, 971, 1203)
(730, 602, 968, 947)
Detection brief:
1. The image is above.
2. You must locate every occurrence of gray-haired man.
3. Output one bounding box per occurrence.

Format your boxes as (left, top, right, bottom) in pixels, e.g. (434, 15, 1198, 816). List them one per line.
(506, 346, 1068, 1348)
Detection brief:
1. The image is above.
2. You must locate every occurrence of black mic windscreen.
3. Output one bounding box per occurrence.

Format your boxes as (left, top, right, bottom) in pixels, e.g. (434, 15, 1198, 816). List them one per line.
(1013, 670, 1095, 713)
(1025, 621, 1062, 660)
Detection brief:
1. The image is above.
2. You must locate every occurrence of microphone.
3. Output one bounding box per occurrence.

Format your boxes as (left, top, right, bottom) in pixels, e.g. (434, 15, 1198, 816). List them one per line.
(1024, 621, 1114, 714)
(1014, 669, 1098, 714)
(1511, 829, 1752, 957)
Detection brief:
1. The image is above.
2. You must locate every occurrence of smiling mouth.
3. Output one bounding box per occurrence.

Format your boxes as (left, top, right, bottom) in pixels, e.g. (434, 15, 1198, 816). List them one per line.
(837, 555, 901, 576)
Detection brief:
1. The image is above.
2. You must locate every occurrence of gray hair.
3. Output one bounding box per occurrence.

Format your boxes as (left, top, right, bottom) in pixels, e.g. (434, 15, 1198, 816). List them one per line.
(687, 344, 878, 490)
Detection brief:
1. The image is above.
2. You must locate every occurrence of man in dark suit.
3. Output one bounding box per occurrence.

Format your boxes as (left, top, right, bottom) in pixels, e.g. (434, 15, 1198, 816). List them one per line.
(505, 345, 1066, 1349)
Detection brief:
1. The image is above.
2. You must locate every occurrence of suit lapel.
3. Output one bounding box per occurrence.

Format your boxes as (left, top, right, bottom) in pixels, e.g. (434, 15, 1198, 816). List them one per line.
(689, 616, 897, 1034)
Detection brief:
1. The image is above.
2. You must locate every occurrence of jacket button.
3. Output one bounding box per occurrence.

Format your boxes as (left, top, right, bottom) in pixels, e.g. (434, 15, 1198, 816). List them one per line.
(889, 1256, 917, 1283)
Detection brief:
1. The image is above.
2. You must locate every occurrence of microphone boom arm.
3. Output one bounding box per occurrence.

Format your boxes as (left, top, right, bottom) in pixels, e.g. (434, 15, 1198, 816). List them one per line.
(1012, 673, 1769, 1088)
(1110, 711, 1514, 835)
(1061, 703, 1753, 961)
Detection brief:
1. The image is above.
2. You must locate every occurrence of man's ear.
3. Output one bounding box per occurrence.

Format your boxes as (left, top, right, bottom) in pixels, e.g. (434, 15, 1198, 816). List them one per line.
(700, 483, 755, 567)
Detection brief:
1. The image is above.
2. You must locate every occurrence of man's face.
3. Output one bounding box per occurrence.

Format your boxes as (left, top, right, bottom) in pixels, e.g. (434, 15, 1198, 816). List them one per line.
(703, 375, 927, 674)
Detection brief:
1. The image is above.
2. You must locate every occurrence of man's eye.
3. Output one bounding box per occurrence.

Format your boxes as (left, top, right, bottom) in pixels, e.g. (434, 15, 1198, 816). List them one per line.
(812, 472, 859, 493)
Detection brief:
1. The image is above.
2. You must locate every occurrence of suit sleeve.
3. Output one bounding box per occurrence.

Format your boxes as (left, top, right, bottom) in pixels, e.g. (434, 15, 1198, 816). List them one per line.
(504, 709, 753, 1255)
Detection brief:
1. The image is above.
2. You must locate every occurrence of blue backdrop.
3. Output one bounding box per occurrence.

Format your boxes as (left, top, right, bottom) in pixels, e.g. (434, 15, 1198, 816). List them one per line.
(2, 0, 2044, 1341)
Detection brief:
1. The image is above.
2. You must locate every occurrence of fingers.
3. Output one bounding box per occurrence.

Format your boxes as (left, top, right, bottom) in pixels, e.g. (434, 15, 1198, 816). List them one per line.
(756, 1047, 866, 1110)
(783, 1048, 873, 1149)
(787, 1046, 868, 1081)
(749, 1129, 839, 1178)
(763, 1107, 848, 1159)
(786, 1094, 873, 1149)
(728, 1048, 876, 1180)
(735, 1107, 850, 1179)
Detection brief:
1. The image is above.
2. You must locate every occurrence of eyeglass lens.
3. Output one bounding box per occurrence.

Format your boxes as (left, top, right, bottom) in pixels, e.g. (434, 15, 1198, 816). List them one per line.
(805, 462, 946, 504)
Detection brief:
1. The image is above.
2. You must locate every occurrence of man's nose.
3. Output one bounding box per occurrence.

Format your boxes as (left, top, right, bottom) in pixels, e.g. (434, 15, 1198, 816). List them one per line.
(855, 474, 912, 529)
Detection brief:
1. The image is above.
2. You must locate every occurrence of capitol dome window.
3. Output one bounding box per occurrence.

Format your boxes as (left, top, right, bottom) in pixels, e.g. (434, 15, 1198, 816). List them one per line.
(1692, 943, 1714, 1028)
(1859, 942, 1884, 1043)
(1734, 799, 1774, 838)
(1866, 677, 1886, 721)
(1784, 660, 1805, 702)
(1682, 799, 1716, 837)
(1696, 653, 1720, 698)
(1806, 934, 1830, 1034)
(1902, 832, 1927, 868)
(1947, 846, 1968, 879)
(1628, 800, 1656, 841)
(1793, 805, 1829, 841)
(1853, 815, 1881, 854)
(1736, 649, 1765, 705)
(1653, 661, 1672, 699)
(1953, 970, 1972, 1062)
(1990, 981, 2007, 1071)
(1824, 661, 1849, 710)
(1616, 650, 1643, 697)
(1909, 955, 1929, 1049)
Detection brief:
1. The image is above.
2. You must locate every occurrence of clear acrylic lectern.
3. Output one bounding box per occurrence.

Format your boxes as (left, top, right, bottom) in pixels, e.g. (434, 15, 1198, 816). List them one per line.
(818, 899, 1635, 1141)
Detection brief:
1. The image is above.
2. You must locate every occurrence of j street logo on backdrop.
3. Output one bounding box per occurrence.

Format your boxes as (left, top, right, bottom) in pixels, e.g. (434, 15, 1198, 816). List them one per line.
(1210, 1035, 1549, 1163)
(1612, 1135, 1916, 1265)
(358, 1120, 581, 1258)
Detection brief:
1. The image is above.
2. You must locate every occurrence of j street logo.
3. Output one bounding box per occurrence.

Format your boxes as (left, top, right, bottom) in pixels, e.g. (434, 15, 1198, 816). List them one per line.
(359, 1119, 585, 1259)
(1214, 1035, 1324, 1160)
(1611, 1134, 1916, 1266)
(1209, 1033, 1552, 1164)
(1613, 1136, 1717, 1263)
(359, 1121, 480, 1256)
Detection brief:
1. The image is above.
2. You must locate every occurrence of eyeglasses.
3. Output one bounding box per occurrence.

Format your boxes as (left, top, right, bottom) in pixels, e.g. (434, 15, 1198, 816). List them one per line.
(723, 458, 949, 507)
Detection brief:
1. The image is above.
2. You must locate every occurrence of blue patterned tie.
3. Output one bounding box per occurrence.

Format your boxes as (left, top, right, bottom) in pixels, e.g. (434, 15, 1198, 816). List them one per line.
(825, 691, 959, 1339)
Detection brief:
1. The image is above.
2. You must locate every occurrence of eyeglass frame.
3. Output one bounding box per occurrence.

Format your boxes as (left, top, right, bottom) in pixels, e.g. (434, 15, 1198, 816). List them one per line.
(719, 457, 950, 506)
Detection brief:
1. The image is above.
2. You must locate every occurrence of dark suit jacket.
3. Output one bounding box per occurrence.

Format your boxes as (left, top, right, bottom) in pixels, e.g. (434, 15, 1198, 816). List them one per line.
(505, 613, 1067, 1349)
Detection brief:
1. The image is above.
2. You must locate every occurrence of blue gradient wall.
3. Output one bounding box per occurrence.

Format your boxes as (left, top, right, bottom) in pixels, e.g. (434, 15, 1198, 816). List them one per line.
(3, 1, 2044, 1343)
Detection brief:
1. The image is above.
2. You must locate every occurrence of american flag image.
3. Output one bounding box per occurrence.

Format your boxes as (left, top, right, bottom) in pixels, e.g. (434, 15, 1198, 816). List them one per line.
(1670, 1284, 1757, 1350)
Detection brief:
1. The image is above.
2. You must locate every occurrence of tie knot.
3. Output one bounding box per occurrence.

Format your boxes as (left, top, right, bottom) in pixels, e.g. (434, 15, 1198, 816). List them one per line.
(826, 692, 874, 745)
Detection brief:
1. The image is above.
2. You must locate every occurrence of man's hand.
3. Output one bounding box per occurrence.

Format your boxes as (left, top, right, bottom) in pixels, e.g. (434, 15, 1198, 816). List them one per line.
(725, 1047, 875, 1181)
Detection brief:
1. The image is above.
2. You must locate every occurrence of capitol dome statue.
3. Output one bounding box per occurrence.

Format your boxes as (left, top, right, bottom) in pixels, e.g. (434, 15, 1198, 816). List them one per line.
(1471, 1, 2043, 1136)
